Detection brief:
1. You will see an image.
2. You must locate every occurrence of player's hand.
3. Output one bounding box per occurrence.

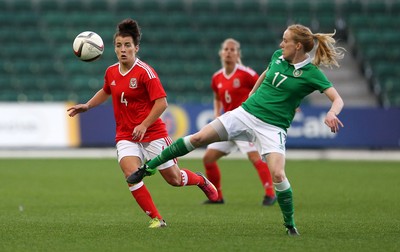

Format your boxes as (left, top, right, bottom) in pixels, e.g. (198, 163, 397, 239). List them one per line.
(132, 124, 147, 141)
(67, 104, 89, 117)
(324, 111, 344, 133)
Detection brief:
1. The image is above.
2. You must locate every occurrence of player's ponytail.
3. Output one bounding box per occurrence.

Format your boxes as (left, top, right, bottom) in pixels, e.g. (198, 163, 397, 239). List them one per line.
(287, 24, 344, 68)
(312, 31, 344, 68)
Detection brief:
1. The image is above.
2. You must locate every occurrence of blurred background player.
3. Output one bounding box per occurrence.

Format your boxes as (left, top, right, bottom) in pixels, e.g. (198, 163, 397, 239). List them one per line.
(127, 23, 345, 236)
(203, 38, 276, 205)
(68, 18, 217, 228)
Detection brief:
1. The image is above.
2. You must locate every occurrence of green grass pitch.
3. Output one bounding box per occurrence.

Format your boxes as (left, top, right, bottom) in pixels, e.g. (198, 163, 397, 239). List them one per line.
(0, 158, 399, 252)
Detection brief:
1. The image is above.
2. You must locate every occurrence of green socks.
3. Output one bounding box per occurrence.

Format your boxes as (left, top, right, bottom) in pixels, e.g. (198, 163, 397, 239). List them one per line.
(274, 179, 295, 227)
(276, 187, 295, 227)
(146, 136, 194, 170)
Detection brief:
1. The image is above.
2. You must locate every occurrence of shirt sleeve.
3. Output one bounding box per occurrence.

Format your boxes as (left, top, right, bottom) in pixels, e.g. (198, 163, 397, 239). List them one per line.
(211, 75, 218, 94)
(311, 68, 333, 93)
(145, 74, 167, 101)
(102, 70, 111, 94)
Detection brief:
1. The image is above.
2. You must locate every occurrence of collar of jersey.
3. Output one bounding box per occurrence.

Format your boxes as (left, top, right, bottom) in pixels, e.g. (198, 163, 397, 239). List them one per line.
(119, 58, 138, 76)
(223, 64, 238, 79)
(279, 54, 311, 70)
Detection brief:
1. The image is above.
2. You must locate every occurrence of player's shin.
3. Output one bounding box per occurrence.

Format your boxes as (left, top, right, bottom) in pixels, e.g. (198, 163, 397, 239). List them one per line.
(146, 136, 195, 170)
(274, 179, 295, 227)
(129, 182, 162, 220)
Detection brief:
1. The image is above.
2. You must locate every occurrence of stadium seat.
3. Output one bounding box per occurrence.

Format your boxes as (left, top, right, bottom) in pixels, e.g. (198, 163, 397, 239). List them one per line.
(289, 0, 312, 16)
(0, 89, 21, 102)
(59, 0, 90, 11)
(5, 0, 33, 11)
(364, 1, 388, 15)
(36, 0, 59, 11)
(348, 15, 370, 30)
(215, 0, 238, 13)
(238, 1, 262, 13)
(112, 0, 137, 12)
(338, 0, 363, 17)
(86, 0, 110, 12)
(381, 78, 400, 93)
(166, 13, 192, 28)
(373, 16, 398, 30)
(0, 0, 396, 106)
(190, 0, 214, 14)
(290, 14, 313, 28)
(266, 0, 289, 16)
(372, 63, 393, 79)
(26, 90, 47, 102)
(160, 0, 187, 12)
(390, 1, 400, 15)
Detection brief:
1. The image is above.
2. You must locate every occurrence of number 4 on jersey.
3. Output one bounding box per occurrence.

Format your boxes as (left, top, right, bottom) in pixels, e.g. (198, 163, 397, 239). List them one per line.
(121, 92, 128, 106)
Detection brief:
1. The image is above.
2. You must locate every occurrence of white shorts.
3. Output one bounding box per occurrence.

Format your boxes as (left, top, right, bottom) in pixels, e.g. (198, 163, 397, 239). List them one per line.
(207, 140, 258, 155)
(116, 138, 177, 170)
(218, 106, 287, 156)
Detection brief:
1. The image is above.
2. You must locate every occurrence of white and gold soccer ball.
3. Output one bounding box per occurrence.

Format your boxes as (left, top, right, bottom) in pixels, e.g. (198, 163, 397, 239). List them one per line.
(73, 31, 104, 62)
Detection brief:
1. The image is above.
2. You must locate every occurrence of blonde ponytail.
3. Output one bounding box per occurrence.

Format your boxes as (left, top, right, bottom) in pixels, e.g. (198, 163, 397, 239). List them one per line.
(313, 31, 345, 68)
(288, 24, 345, 68)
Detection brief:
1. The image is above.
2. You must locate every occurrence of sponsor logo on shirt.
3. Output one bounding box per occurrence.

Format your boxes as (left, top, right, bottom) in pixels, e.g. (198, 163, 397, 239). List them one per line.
(129, 78, 137, 89)
(111, 80, 116, 86)
(275, 59, 282, 65)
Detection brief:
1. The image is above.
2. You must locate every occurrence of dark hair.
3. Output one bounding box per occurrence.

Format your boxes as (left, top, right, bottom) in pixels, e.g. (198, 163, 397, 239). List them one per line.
(114, 19, 141, 46)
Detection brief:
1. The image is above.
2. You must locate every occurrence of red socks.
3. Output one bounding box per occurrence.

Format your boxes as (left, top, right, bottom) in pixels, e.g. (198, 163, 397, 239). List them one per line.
(130, 183, 162, 219)
(204, 162, 223, 200)
(254, 159, 275, 197)
(180, 169, 205, 186)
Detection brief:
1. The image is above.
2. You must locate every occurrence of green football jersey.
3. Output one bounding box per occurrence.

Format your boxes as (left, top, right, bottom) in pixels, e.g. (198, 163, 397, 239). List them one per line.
(242, 49, 332, 131)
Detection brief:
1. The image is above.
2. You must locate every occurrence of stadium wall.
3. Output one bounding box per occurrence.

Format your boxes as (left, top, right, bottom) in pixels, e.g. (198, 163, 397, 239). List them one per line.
(0, 103, 399, 149)
(0, 102, 80, 148)
(79, 103, 400, 149)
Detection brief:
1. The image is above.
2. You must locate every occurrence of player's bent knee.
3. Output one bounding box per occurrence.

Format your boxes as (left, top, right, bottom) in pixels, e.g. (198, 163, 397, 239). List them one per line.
(272, 174, 287, 183)
(203, 153, 217, 164)
(190, 134, 206, 147)
(164, 176, 181, 186)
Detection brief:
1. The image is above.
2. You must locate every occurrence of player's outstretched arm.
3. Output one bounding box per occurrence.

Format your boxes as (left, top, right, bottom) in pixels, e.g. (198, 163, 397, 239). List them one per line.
(67, 89, 110, 117)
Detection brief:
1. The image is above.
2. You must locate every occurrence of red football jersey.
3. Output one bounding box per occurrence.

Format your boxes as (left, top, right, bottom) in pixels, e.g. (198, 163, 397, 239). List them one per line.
(103, 58, 168, 143)
(211, 64, 259, 112)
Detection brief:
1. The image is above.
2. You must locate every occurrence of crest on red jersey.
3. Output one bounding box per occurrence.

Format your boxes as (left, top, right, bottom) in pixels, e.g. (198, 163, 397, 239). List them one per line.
(233, 78, 240, 88)
(129, 78, 137, 89)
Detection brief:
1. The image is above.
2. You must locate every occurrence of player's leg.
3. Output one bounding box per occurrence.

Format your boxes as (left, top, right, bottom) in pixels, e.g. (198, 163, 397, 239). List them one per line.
(120, 157, 165, 226)
(127, 109, 247, 184)
(236, 140, 276, 205)
(202, 144, 228, 203)
(252, 120, 299, 235)
(265, 153, 298, 236)
(144, 119, 227, 171)
(156, 164, 218, 201)
(117, 141, 165, 228)
(144, 139, 218, 201)
(245, 150, 276, 206)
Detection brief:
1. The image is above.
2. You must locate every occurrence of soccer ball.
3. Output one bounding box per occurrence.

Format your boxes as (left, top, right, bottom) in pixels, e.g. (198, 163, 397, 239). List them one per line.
(73, 31, 104, 62)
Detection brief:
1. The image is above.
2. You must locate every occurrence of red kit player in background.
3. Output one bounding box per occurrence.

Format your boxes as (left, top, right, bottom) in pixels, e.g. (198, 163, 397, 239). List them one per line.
(203, 38, 276, 205)
(67, 18, 218, 228)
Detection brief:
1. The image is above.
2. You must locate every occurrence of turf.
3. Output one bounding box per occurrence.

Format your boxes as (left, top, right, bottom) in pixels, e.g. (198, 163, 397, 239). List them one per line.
(0, 158, 399, 252)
